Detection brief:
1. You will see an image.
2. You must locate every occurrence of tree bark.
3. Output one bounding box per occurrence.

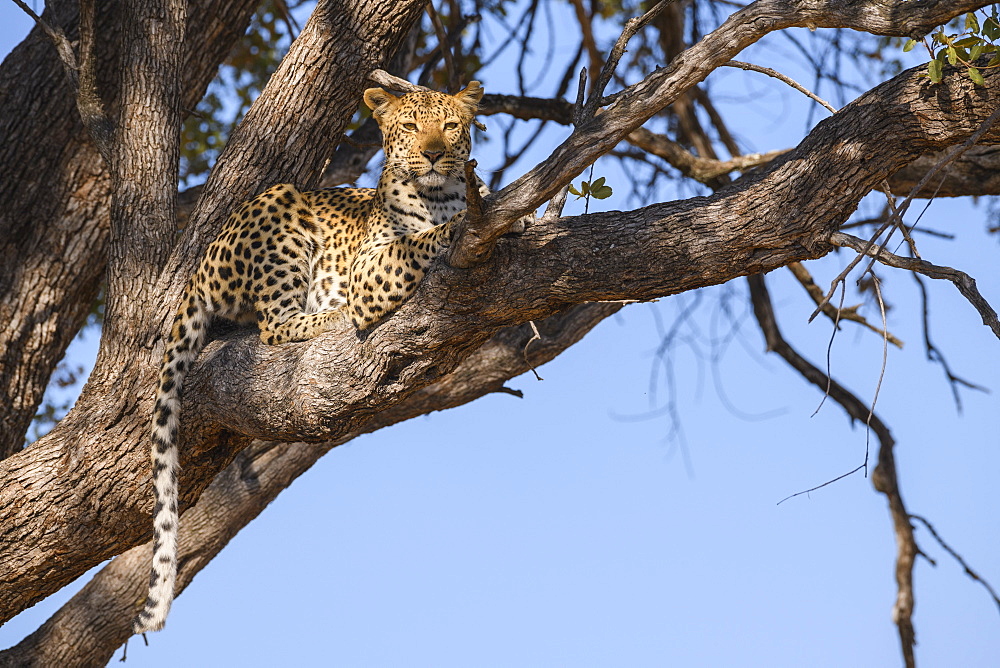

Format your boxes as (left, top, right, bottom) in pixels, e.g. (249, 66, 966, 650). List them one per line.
(0, 0, 427, 624)
(2, 53, 998, 625)
(1, 3, 998, 664)
(0, 304, 617, 666)
(0, 0, 260, 459)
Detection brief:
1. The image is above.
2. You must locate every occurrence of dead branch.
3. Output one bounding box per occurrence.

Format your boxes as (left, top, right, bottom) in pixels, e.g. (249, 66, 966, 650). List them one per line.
(830, 232, 1000, 339)
(11, 0, 114, 164)
(725, 60, 837, 113)
(911, 274, 988, 411)
(787, 262, 903, 347)
(910, 514, 1000, 615)
(627, 127, 788, 181)
(748, 274, 916, 668)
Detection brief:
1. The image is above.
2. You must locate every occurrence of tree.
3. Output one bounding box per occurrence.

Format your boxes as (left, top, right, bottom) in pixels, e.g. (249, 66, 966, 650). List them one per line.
(1, 0, 998, 665)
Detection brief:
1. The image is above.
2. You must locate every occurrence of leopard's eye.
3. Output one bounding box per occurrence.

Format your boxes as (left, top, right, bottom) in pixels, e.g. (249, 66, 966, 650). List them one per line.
(444, 122, 459, 131)
(402, 122, 418, 131)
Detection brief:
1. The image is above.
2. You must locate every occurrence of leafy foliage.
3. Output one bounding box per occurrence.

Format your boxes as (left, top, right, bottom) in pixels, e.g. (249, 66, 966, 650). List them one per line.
(180, 1, 299, 185)
(905, 9, 1000, 84)
(568, 176, 613, 200)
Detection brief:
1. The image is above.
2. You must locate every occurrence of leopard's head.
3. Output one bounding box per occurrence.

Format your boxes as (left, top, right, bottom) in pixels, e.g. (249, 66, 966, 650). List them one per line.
(364, 82, 484, 188)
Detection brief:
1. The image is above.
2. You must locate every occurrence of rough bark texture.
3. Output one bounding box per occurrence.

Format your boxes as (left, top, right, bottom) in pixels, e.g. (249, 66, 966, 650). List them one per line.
(0, 0, 260, 459)
(2, 54, 997, 627)
(888, 144, 1000, 197)
(0, 304, 617, 666)
(0, 0, 427, 624)
(0, 0, 996, 663)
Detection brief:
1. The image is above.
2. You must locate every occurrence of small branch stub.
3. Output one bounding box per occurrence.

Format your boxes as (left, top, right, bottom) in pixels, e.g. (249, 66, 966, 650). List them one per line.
(449, 159, 492, 269)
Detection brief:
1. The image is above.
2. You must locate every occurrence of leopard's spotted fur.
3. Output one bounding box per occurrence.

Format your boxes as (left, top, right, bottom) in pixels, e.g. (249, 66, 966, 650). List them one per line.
(133, 82, 510, 634)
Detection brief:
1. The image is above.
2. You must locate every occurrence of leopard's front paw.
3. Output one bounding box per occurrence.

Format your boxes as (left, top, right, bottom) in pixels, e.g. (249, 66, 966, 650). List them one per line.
(507, 212, 534, 235)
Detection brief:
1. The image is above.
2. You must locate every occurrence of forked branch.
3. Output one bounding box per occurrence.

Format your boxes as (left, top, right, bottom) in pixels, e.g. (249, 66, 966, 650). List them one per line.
(830, 232, 1000, 340)
(11, 0, 114, 164)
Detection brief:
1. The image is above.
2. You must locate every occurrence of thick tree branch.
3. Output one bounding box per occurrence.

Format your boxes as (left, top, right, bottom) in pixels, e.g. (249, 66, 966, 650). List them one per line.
(887, 145, 1000, 197)
(0, 0, 261, 458)
(2, 2, 997, 631)
(0, 305, 617, 664)
(96, 0, 186, 369)
(452, 0, 993, 263)
(0, 0, 428, 624)
(4, 58, 1000, 625)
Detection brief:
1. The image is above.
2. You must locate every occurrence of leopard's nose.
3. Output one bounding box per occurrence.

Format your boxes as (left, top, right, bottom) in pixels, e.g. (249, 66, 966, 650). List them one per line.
(422, 150, 443, 163)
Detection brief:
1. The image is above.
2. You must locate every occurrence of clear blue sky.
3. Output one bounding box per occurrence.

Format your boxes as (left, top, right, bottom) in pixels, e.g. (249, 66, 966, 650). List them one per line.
(1, 3, 998, 666)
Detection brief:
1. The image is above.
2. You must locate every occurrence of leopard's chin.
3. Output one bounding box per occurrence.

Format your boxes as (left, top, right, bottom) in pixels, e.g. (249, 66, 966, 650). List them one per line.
(414, 171, 448, 188)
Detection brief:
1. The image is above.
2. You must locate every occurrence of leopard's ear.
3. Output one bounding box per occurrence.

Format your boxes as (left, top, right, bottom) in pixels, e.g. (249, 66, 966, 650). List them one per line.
(453, 81, 484, 118)
(363, 87, 400, 119)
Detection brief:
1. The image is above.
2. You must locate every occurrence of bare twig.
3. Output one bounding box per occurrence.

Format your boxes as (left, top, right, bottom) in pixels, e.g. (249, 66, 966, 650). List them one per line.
(830, 232, 1000, 340)
(910, 514, 1000, 614)
(911, 273, 988, 411)
(425, 2, 457, 92)
(776, 463, 867, 505)
(583, 0, 674, 119)
(787, 262, 903, 347)
(522, 321, 543, 381)
(724, 60, 837, 114)
(867, 274, 889, 457)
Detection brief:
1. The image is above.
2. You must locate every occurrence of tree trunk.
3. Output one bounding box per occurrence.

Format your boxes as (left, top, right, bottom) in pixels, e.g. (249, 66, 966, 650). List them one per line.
(0, 0, 260, 459)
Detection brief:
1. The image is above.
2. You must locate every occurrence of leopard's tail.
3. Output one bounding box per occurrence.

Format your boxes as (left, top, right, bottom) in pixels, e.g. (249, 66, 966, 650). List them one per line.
(132, 287, 210, 634)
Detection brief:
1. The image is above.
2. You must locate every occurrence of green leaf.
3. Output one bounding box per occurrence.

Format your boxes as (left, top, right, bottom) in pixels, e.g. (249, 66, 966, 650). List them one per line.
(989, 54, 1000, 67)
(969, 66, 985, 85)
(591, 176, 606, 189)
(592, 185, 613, 199)
(947, 45, 958, 65)
(971, 43, 983, 61)
(985, 17, 1000, 41)
(568, 185, 583, 197)
(928, 59, 943, 83)
(902, 39, 917, 52)
(966, 12, 980, 33)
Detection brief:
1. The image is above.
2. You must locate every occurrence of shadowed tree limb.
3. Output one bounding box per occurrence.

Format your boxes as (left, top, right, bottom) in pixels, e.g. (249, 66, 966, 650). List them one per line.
(0, 304, 618, 665)
(830, 232, 1000, 339)
(747, 273, 917, 668)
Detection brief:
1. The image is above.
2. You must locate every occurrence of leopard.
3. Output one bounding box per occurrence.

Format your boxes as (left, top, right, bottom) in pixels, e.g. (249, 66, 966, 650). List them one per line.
(132, 81, 521, 635)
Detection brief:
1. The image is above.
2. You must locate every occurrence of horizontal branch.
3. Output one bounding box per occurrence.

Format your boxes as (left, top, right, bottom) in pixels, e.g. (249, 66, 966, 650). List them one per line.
(2, 22, 999, 626)
(830, 232, 1000, 339)
(453, 0, 993, 262)
(183, 63, 1000, 442)
(0, 304, 617, 664)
